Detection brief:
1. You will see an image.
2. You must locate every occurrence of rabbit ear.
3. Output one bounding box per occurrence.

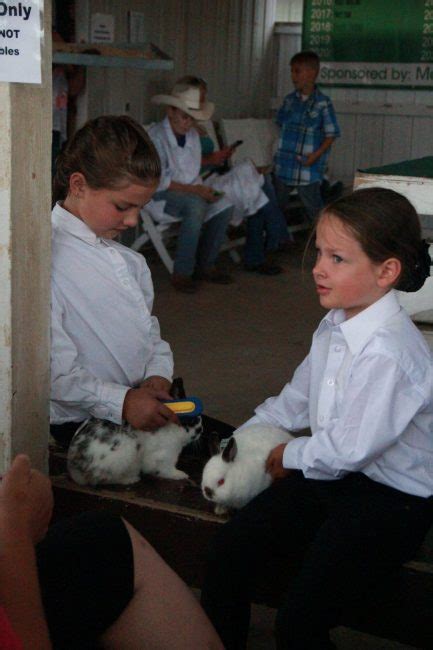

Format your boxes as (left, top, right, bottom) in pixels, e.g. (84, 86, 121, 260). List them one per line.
(170, 377, 186, 399)
(222, 436, 237, 463)
(208, 431, 221, 457)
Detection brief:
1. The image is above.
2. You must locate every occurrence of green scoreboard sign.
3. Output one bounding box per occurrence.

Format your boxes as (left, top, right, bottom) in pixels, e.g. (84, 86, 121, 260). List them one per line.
(302, 0, 433, 88)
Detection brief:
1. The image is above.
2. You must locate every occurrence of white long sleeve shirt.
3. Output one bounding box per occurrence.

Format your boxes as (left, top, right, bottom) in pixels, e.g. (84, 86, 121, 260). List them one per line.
(51, 203, 174, 425)
(148, 117, 202, 190)
(147, 117, 233, 221)
(242, 291, 433, 497)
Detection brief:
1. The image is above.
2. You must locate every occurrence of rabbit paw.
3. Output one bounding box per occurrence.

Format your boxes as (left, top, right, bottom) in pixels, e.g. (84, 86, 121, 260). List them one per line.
(214, 504, 229, 516)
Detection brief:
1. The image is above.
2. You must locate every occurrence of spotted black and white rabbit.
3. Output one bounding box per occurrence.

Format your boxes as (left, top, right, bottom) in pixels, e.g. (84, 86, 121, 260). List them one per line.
(67, 416, 203, 486)
(201, 424, 293, 514)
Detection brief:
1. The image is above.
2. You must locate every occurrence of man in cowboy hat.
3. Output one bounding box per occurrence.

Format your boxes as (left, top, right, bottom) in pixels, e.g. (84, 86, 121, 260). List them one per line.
(148, 84, 234, 293)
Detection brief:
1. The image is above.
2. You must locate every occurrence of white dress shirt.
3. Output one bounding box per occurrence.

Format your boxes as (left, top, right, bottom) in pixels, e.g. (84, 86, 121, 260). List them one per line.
(51, 203, 174, 425)
(148, 117, 202, 190)
(242, 291, 433, 497)
(147, 117, 233, 221)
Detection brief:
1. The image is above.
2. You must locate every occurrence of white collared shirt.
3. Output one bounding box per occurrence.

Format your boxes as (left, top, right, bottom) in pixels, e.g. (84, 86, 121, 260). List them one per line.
(51, 203, 174, 425)
(243, 291, 433, 497)
(148, 117, 202, 190)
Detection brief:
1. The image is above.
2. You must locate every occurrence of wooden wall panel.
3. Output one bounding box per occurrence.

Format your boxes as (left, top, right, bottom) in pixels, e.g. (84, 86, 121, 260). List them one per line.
(75, 0, 278, 126)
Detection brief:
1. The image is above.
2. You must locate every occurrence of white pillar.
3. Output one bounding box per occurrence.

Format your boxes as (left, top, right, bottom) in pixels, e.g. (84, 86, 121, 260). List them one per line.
(0, 2, 52, 473)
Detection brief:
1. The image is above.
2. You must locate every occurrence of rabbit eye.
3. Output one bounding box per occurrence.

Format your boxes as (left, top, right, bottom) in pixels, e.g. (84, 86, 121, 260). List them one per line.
(217, 478, 225, 486)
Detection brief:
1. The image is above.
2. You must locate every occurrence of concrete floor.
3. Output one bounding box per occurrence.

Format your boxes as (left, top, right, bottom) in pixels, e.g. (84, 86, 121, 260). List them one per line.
(146, 239, 419, 650)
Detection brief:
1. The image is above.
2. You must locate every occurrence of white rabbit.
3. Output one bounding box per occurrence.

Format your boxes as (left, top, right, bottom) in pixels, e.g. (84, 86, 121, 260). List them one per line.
(67, 416, 203, 486)
(201, 424, 293, 514)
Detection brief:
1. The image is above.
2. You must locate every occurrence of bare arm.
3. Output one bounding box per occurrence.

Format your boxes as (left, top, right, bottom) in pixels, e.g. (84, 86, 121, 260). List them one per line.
(0, 456, 53, 649)
(303, 136, 335, 167)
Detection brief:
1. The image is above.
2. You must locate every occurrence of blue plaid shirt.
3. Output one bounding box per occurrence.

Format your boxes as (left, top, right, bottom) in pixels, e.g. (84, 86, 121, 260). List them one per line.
(274, 87, 340, 186)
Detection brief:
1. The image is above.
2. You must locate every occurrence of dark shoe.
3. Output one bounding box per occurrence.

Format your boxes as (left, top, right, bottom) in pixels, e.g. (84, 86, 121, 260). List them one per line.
(171, 274, 199, 293)
(195, 267, 234, 284)
(244, 261, 283, 275)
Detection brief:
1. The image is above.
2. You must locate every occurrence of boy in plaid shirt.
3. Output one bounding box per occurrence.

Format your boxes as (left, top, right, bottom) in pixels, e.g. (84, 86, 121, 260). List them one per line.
(274, 50, 340, 221)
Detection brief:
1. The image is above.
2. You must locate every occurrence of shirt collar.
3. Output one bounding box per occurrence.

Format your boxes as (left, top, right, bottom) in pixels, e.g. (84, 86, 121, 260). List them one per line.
(163, 115, 194, 150)
(295, 85, 318, 103)
(52, 202, 101, 246)
(319, 291, 402, 354)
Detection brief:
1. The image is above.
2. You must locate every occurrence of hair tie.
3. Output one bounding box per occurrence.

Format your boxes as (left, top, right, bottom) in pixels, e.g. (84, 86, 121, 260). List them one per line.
(401, 239, 431, 293)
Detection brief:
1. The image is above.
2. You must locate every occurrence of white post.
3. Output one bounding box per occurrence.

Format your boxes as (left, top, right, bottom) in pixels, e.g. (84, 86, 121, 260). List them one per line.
(0, 1, 52, 473)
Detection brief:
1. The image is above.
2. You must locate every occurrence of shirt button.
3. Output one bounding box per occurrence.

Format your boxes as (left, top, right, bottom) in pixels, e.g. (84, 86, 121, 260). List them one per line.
(122, 279, 129, 286)
(327, 378, 335, 386)
(334, 345, 341, 352)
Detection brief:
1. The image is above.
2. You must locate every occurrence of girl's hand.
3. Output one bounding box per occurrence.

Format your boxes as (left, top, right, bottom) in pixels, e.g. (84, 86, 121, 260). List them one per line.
(123, 386, 179, 431)
(141, 376, 171, 393)
(265, 443, 292, 481)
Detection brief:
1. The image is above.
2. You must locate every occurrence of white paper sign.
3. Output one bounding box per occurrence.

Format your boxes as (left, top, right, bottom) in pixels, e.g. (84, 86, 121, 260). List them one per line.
(0, 0, 42, 84)
(90, 13, 114, 44)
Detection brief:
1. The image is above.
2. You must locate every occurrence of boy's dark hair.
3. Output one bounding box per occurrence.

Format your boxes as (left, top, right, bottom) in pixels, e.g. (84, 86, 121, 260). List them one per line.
(53, 115, 161, 205)
(323, 187, 429, 292)
(290, 50, 320, 71)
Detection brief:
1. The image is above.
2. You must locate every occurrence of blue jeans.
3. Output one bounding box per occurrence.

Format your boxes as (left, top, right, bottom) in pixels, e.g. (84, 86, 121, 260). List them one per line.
(244, 175, 292, 267)
(154, 190, 232, 276)
(275, 177, 324, 222)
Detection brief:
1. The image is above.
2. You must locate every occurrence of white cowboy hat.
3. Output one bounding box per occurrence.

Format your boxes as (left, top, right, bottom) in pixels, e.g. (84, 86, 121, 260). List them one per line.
(151, 84, 214, 121)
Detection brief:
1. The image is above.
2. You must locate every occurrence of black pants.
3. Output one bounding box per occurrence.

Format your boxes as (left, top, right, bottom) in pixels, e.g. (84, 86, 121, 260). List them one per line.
(50, 422, 84, 448)
(200, 471, 433, 649)
(37, 512, 134, 649)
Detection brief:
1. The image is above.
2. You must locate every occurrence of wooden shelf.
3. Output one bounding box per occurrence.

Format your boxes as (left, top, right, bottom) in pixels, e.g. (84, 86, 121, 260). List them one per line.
(53, 42, 173, 71)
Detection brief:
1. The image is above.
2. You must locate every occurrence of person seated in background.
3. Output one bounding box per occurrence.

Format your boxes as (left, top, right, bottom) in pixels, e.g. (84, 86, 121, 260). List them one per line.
(0, 454, 223, 649)
(174, 76, 294, 275)
(148, 86, 234, 293)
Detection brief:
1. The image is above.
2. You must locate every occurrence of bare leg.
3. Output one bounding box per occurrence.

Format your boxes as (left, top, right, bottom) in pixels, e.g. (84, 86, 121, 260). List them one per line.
(100, 520, 224, 650)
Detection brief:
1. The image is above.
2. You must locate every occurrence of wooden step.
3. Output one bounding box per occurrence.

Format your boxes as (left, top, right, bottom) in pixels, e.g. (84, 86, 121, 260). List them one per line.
(50, 438, 433, 649)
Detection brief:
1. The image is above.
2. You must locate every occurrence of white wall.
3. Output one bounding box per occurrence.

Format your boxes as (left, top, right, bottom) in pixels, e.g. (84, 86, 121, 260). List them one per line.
(75, 0, 279, 125)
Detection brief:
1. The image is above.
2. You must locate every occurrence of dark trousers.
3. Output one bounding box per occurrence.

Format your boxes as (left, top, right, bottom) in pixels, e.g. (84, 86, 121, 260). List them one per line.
(200, 471, 433, 649)
(50, 422, 83, 448)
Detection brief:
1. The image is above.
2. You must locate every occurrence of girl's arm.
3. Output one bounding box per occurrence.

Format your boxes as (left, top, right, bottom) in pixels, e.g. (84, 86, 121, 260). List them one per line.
(52, 300, 174, 430)
(283, 353, 428, 478)
(51, 285, 129, 423)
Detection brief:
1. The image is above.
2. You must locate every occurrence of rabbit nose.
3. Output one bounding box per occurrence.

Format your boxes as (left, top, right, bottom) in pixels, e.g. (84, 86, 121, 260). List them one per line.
(204, 487, 213, 499)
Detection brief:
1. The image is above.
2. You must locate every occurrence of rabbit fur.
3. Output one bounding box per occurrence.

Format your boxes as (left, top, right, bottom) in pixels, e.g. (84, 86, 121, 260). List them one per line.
(201, 424, 293, 514)
(67, 416, 203, 486)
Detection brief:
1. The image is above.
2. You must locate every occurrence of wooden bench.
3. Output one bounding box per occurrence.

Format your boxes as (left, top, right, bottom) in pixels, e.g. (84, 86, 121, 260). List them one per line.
(49, 419, 433, 648)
